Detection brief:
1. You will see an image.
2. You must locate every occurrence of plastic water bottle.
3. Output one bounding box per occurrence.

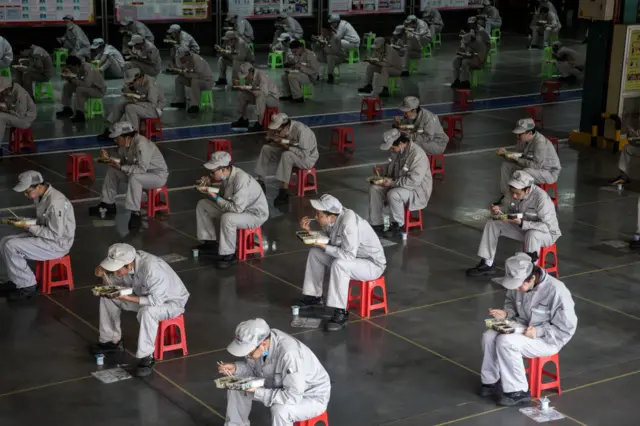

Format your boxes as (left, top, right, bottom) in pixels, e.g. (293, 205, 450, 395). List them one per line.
(99, 207, 106, 219)
(383, 215, 390, 230)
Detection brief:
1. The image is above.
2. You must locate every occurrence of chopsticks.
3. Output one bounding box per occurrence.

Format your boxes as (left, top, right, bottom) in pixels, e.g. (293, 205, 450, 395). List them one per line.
(217, 361, 233, 377)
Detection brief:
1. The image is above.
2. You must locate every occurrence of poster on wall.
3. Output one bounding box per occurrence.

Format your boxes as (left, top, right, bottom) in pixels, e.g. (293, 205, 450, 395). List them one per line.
(228, 0, 311, 18)
(623, 28, 640, 92)
(115, 0, 210, 22)
(329, 0, 404, 15)
(420, 0, 482, 10)
(0, 0, 94, 25)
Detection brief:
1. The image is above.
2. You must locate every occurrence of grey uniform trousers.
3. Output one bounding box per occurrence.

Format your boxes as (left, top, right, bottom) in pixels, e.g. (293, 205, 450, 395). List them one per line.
(124, 60, 160, 77)
(107, 101, 159, 128)
(364, 63, 401, 95)
(62, 83, 104, 111)
(531, 27, 559, 46)
(174, 75, 213, 107)
(255, 145, 316, 183)
(12, 70, 49, 97)
(500, 161, 558, 195)
(218, 57, 245, 82)
(452, 56, 483, 82)
(324, 39, 359, 74)
(237, 91, 279, 123)
(101, 57, 125, 79)
(556, 61, 583, 79)
(101, 167, 168, 212)
(280, 72, 312, 99)
(0, 112, 33, 144)
(477, 220, 555, 261)
(402, 37, 429, 71)
(369, 185, 412, 226)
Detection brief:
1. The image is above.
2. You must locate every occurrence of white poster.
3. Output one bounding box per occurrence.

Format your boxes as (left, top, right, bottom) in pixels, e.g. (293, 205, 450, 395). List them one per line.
(228, 0, 311, 18)
(420, 0, 483, 10)
(0, 0, 94, 24)
(115, 0, 210, 22)
(329, 0, 404, 15)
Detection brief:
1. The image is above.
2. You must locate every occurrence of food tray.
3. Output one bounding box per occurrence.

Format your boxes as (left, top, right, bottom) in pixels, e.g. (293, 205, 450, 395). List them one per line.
(296, 231, 330, 245)
(92, 285, 133, 298)
(195, 186, 220, 194)
(215, 376, 265, 391)
(505, 152, 523, 159)
(95, 157, 121, 164)
(124, 93, 142, 99)
(492, 213, 523, 220)
(233, 85, 253, 90)
(1, 217, 37, 227)
(491, 320, 515, 334)
(366, 176, 387, 185)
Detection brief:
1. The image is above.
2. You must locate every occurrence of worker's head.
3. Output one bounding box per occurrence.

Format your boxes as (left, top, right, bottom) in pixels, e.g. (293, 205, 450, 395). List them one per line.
(204, 151, 233, 182)
(91, 38, 106, 53)
(124, 67, 145, 87)
(119, 16, 133, 27)
(391, 134, 410, 153)
(512, 118, 536, 143)
(277, 32, 292, 46)
(238, 62, 255, 82)
(328, 13, 340, 28)
(277, 12, 288, 21)
(507, 170, 534, 200)
(482, 0, 491, 7)
(225, 13, 238, 24)
(65, 55, 83, 73)
(372, 37, 386, 52)
(13, 170, 46, 199)
(467, 16, 478, 29)
(63, 15, 74, 28)
(404, 14, 418, 28)
(310, 194, 343, 227)
(227, 318, 272, 359)
(290, 40, 304, 55)
(500, 253, 540, 292)
(399, 96, 421, 120)
(176, 47, 192, 65)
(100, 243, 137, 278)
(551, 40, 562, 52)
(109, 121, 137, 147)
(168, 24, 181, 35)
(222, 30, 237, 46)
(128, 34, 145, 50)
(268, 113, 291, 137)
(422, 7, 433, 17)
(0, 76, 12, 98)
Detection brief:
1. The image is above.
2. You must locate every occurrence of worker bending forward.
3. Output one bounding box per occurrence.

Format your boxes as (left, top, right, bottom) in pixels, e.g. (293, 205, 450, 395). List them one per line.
(395, 96, 448, 155)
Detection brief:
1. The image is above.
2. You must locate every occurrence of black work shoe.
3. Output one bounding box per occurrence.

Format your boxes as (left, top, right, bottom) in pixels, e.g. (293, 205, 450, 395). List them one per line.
(298, 295, 324, 309)
(214, 78, 228, 87)
(479, 382, 498, 398)
(450, 79, 461, 89)
(498, 390, 531, 406)
(231, 117, 250, 129)
(195, 241, 219, 255)
(128, 211, 142, 230)
(630, 236, 640, 249)
(170, 102, 187, 108)
(7, 285, 37, 302)
(327, 74, 334, 84)
(89, 202, 117, 218)
(466, 260, 497, 277)
(97, 128, 112, 141)
(273, 188, 289, 206)
(70, 110, 86, 123)
(324, 309, 349, 332)
(55, 106, 74, 118)
(90, 340, 124, 354)
(215, 254, 237, 269)
(459, 80, 471, 89)
(358, 84, 373, 93)
(400, 71, 410, 77)
(526, 251, 539, 263)
(248, 122, 264, 133)
(609, 175, 630, 186)
(187, 106, 200, 114)
(379, 87, 390, 98)
(279, 95, 293, 101)
(0, 281, 17, 297)
(134, 355, 156, 377)
(383, 222, 401, 238)
(371, 224, 385, 236)
(291, 97, 304, 103)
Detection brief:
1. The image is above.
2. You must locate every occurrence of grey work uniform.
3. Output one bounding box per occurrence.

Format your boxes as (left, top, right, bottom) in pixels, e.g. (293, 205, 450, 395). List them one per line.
(274, 16, 304, 42)
(303, 208, 386, 310)
(531, 11, 561, 46)
(315, 20, 360, 75)
(235, 18, 255, 43)
(12, 45, 53, 98)
(364, 44, 402, 95)
(0, 36, 12, 68)
(62, 62, 107, 110)
(0, 185, 75, 289)
(281, 48, 319, 100)
(125, 41, 162, 77)
(482, 271, 577, 393)
(500, 132, 561, 194)
(402, 19, 432, 71)
(226, 329, 331, 426)
(255, 120, 319, 183)
(169, 31, 201, 67)
(196, 166, 269, 256)
(100, 134, 169, 212)
(405, 108, 449, 155)
(97, 45, 125, 79)
(173, 53, 214, 107)
(108, 75, 164, 128)
(423, 9, 444, 37)
(62, 23, 91, 60)
(369, 141, 432, 227)
(482, 5, 502, 34)
(237, 70, 280, 124)
(98, 250, 190, 359)
(453, 38, 487, 82)
(122, 21, 155, 54)
(554, 47, 584, 79)
(219, 37, 254, 82)
(0, 82, 37, 145)
(478, 186, 561, 261)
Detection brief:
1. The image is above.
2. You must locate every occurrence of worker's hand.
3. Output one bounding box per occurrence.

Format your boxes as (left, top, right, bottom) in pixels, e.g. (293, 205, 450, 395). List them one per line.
(244, 388, 257, 393)
(197, 186, 209, 194)
(524, 326, 537, 339)
(506, 217, 522, 225)
(545, 26, 552, 31)
(94, 265, 106, 277)
(99, 148, 110, 159)
(294, 62, 303, 69)
(217, 362, 237, 375)
(300, 216, 312, 232)
(108, 159, 121, 169)
(488, 309, 507, 320)
(313, 242, 327, 250)
(496, 147, 506, 156)
(382, 179, 393, 187)
(490, 205, 501, 215)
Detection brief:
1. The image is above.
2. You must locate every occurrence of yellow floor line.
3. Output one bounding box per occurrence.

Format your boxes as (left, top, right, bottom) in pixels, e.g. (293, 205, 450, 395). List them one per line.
(562, 261, 640, 280)
(0, 375, 92, 398)
(572, 294, 640, 321)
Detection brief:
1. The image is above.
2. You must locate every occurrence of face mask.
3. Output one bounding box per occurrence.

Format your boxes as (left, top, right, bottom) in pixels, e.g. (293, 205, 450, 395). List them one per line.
(261, 349, 269, 358)
(128, 266, 135, 276)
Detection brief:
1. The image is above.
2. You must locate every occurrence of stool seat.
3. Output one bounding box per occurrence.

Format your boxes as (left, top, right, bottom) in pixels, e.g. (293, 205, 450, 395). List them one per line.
(404, 204, 423, 233)
(34, 81, 55, 102)
(289, 167, 318, 196)
(141, 186, 171, 217)
(454, 89, 473, 110)
(66, 153, 95, 182)
(346, 47, 360, 64)
(268, 51, 284, 69)
(9, 128, 35, 153)
(538, 182, 558, 207)
(429, 154, 445, 177)
(347, 276, 388, 318)
(36, 255, 74, 294)
(208, 138, 232, 160)
(421, 44, 432, 58)
(388, 76, 402, 95)
(154, 314, 188, 360)
(330, 127, 355, 153)
(524, 106, 543, 128)
(360, 97, 383, 121)
(524, 353, 561, 398)
(237, 227, 265, 261)
(85, 98, 105, 119)
(302, 83, 314, 100)
(262, 107, 280, 129)
(295, 410, 329, 426)
(537, 243, 559, 277)
(200, 90, 214, 110)
(140, 118, 163, 139)
(442, 115, 464, 140)
(541, 81, 561, 101)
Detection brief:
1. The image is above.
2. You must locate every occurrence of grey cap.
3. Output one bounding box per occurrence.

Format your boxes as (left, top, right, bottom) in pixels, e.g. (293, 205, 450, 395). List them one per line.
(268, 113, 289, 130)
(380, 128, 401, 150)
(119, 16, 133, 25)
(62, 15, 74, 21)
(204, 151, 232, 170)
(310, 194, 343, 214)
(91, 38, 105, 49)
(222, 30, 237, 40)
(175, 47, 190, 58)
(405, 14, 417, 22)
(128, 34, 144, 46)
(498, 253, 534, 290)
(422, 7, 433, 14)
(227, 318, 271, 357)
(277, 32, 292, 42)
(483, 0, 491, 6)
(278, 12, 288, 19)
(552, 40, 562, 50)
(508, 170, 535, 190)
(226, 13, 238, 20)
(124, 67, 141, 83)
(109, 121, 136, 138)
(372, 37, 385, 49)
(100, 243, 137, 272)
(238, 62, 254, 78)
(0, 76, 12, 92)
(467, 16, 477, 24)
(13, 170, 44, 192)
(328, 13, 340, 23)
(169, 24, 181, 32)
(513, 118, 536, 134)
(399, 96, 420, 112)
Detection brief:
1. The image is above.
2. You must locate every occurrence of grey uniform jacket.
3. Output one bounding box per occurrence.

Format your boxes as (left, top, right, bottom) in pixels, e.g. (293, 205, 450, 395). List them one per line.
(0, 37, 13, 66)
(27, 185, 76, 252)
(27, 45, 54, 79)
(277, 17, 304, 40)
(409, 108, 449, 155)
(288, 49, 320, 80)
(554, 47, 584, 67)
(410, 19, 432, 41)
(251, 70, 280, 99)
(70, 62, 107, 94)
(4, 83, 37, 122)
(513, 132, 562, 175)
(170, 31, 201, 66)
(484, 6, 502, 24)
(63, 24, 90, 53)
(334, 20, 361, 45)
(466, 38, 488, 63)
(232, 38, 255, 63)
(216, 166, 269, 222)
(536, 11, 561, 30)
(236, 330, 331, 407)
(375, 45, 402, 70)
(132, 21, 155, 42)
(237, 19, 255, 42)
(100, 45, 125, 70)
(285, 121, 319, 165)
(384, 142, 432, 211)
(504, 270, 577, 348)
(132, 41, 162, 75)
(182, 53, 214, 81)
(116, 134, 169, 179)
(126, 75, 165, 114)
(423, 10, 444, 28)
(500, 185, 561, 239)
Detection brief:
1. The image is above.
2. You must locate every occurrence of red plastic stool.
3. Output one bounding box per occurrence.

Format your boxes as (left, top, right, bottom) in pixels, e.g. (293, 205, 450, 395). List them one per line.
(524, 106, 544, 128)
(141, 186, 171, 217)
(541, 81, 561, 101)
(524, 353, 561, 398)
(548, 136, 559, 153)
(329, 126, 355, 152)
(36, 255, 74, 294)
(139, 118, 163, 139)
(404, 204, 423, 233)
(360, 97, 383, 120)
(66, 153, 95, 182)
(262, 107, 280, 129)
(347, 276, 388, 319)
(538, 182, 558, 207)
(537, 243, 559, 277)
(154, 314, 188, 360)
(429, 154, 445, 177)
(236, 227, 265, 261)
(295, 411, 329, 426)
(454, 89, 473, 110)
(442, 115, 464, 140)
(207, 138, 232, 160)
(9, 128, 35, 153)
(289, 167, 318, 196)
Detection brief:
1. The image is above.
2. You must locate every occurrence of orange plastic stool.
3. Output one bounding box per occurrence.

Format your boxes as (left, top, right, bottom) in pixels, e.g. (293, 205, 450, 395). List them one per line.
(537, 243, 559, 277)
(442, 115, 464, 140)
(141, 186, 171, 217)
(538, 182, 558, 207)
(524, 353, 561, 398)
(262, 107, 280, 129)
(329, 126, 355, 152)
(360, 97, 383, 120)
(347, 277, 388, 318)
(9, 128, 35, 153)
(207, 138, 232, 160)
(66, 153, 95, 182)
(404, 204, 423, 233)
(154, 314, 188, 360)
(454, 89, 473, 110)
(429, 154, 445, 177)
(36, 255, 74, 294)
(523, 106, 544, 128)
(236, 227, 265, 261)
(541, 81, 561, 101)
(139, 118, 163, 139)
(289, 167, 318, 196)
(548, 136, 559, 153)
(295, 411, 329, 426)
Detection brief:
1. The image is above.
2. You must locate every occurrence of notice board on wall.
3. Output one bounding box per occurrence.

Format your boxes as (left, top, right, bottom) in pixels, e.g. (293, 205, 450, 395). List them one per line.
(420, 0, 482, 10)
(228, 0, 311, 18)
(115, 0, 210, 22)
(0, 0, 94, 25)
(329, 0, 404, 15)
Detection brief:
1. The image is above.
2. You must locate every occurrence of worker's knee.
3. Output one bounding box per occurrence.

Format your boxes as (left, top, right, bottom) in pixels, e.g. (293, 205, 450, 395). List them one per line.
(495, 333, 520, 351)
(308, 247, 325, 261)
(270, 404, 293, 423)
(386, 188, 404, 204)
(330, 259, 349, 274)
(524, 230, 545, 247)
(482, 329, 499, 346)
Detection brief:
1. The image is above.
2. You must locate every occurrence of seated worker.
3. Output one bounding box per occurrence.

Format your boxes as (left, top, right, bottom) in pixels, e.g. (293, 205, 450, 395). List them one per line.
(214, 31, 254, 87)
(280, 40, 319, 103)
(119, 17, 154, 54)
(0, 77, 36, 144)
(399, 15, 432, 76)
(357, 37, 401, 98)
(11, 44, 53, 99)
(91, 243, 189, 377)
(421, 7, 444, 39)
(90, 38, 125, 79)
(298, 194, 387, 331)
(466, 170, 561, 277)
(478, 0, 502, 35)
(314, 14, 360, 84)
(165, 24, 200, 67)
(169, 47, 213, 114)
(551, 41, 584, 82)
(219, 318, 330, 425)
(463, 17, 491, 52)
(271, 32, 295, 64)
(89, 121, 169, 230)
(232, 63, 280, 133)
(0, 171, 75, 302)
(481, 253, 577, 406)
(0, 36, 13, 68)
(124, 34, 162, 77)
(57, 15, 91, 60)
(274, 13, 304, 43)
(98, 67, 164, 139)
(369, 130, 432, 238)
(55, 55, 106, 123)
(194, 152, 269, 269)
(451, 33, 487, 89)
(530, 6, 561, 49)
(225, 13, 254, 43)
(394, 96, 448, 155)
(255, 113, 319, 205)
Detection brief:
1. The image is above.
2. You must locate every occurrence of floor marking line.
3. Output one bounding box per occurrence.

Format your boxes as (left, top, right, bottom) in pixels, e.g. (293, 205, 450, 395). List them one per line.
(372, 290, 501, 319)
(561, 261, 640, 280)
(572, 294, 640, 321)
(21, 155, 101, 196)
(153, 370, 226, 420)
(431, 407, 508, 426)
(574, 220, 633, 238)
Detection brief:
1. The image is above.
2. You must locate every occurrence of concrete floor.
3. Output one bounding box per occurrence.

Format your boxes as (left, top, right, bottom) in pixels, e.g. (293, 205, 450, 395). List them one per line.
(2, 36, 637, 426)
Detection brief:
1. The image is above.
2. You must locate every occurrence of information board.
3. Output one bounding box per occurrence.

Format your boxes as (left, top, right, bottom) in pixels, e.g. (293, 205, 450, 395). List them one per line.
(329, 0, 404, 15)
(420, 0, 482, 10)
(228, 0, 311, 18)
(115, 0, 210, 22)
(0, 0, 94, 25)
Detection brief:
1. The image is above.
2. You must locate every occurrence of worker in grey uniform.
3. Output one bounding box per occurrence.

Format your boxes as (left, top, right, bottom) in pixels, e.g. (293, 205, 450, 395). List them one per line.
(394, 96, 448, 155)
(120, 17, 154, 54)
(451, 33, 487, 89)
(56, 55, 106, 123)
(274, 13, 304, 42)
(255, 113, 319, 205)
(551, 41, 584, 81)
(399, 15, 431, 76)
(0, 171, 75, 302)
(165, 24, 200, 68)
(271, 33, 294, 64)
(467, 170, 561, 277)
(422, 7, 444, 39)
(89, 121, 169, 230)
(91, 243, 190, 377)
(12, 44, 53, 98)
(530, 6, 561, 48)
(280, 40, 319, 103)
(299, 194, 387, 331)
(90, 38, 125, 79)
(478, 0, 502, 35)
(57, 16, 91, 60)
(0, 36, 12, 68)
(357, 37, 401, 98)
(194, 151, 269, 269)
(218, 318, 331, 425)
(215, 31, 254, 87)
(169, 47, 213, 114)
(232, 63, 280, 133)
(0, 77, 36, 143)
(317, 14, 360, 84)
(225, 13, 254, 43)
(481, 252, 577, 406)
(124, 35, 162, 77)
(463, 17, 491, 52)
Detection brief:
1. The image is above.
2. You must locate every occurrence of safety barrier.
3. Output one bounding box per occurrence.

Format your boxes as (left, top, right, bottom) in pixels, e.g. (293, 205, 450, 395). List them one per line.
(591, 113, 622, 153)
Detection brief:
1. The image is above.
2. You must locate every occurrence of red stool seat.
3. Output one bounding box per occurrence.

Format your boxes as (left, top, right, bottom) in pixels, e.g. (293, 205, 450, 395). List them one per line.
(454, 89, 473, 110)
(404, 204, 423, 233)
(9, 128, 35, 153)
(66, 153, 95, 182)
(442, 115, 463, 140)
(347, 276, 388, 319)
(329, 126, 355, 152)
(295, 410, 329, 426)
(207, 138, 232, 160)
(141, 186, 171, 217)
(429, 154, 445, 177)
(548, 136, 559, 153)
(289, 167, 318, 196)
(538, 182, 558, 207)
(139, 118, 163, 139)
(36, 255, 74, 294)
(360, 97, 383, 121)
(537, 243, 559, 277)
(236, 227, 265, 261)
(262, 107, 280, 129)
(541, 81, 561, 101)
(524, 353, 561, 398)
(154, 314, 188, 360)
(523, 106, 544, 128)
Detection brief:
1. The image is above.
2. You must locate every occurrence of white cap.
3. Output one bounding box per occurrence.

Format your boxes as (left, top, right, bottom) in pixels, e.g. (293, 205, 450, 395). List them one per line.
(268, 113, 289, 130)
(405, 14, 417, 22)
(277, 32, 292, 42)
(100, 243, 137, 272)
(238, 62, 254, 78)
(278, 12, 288, 19)
(226, 13, 238, 20)
(169, 24, 181, 32)
(120, 16, 133, 25)
(467, 16, 477, 24)
(124, 67, 141, 83)
(0, 76, 11, 92)
(513, 118, 536, 134)
(372, 37, 385, 49)
(497, 253, 534, 290)
(380, 129, 401, 150)
(175, 47, 190, 58)
(508, 170, 535, 190)
(227, 318, 271, 357)
(483, 0, 491, 5)
(13, 170, 44, 192)
(128, 34, 144, 46)
(222, 30, 237, 40)
(328, 13, 340, 23)
(399, 96, 420, 112)
(91, 38, 105, 49)
(109, 121, 136, 138)
(205, 151, 232, 170)
(310, 194, 343, 214)
(62, 15, 74, 21)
